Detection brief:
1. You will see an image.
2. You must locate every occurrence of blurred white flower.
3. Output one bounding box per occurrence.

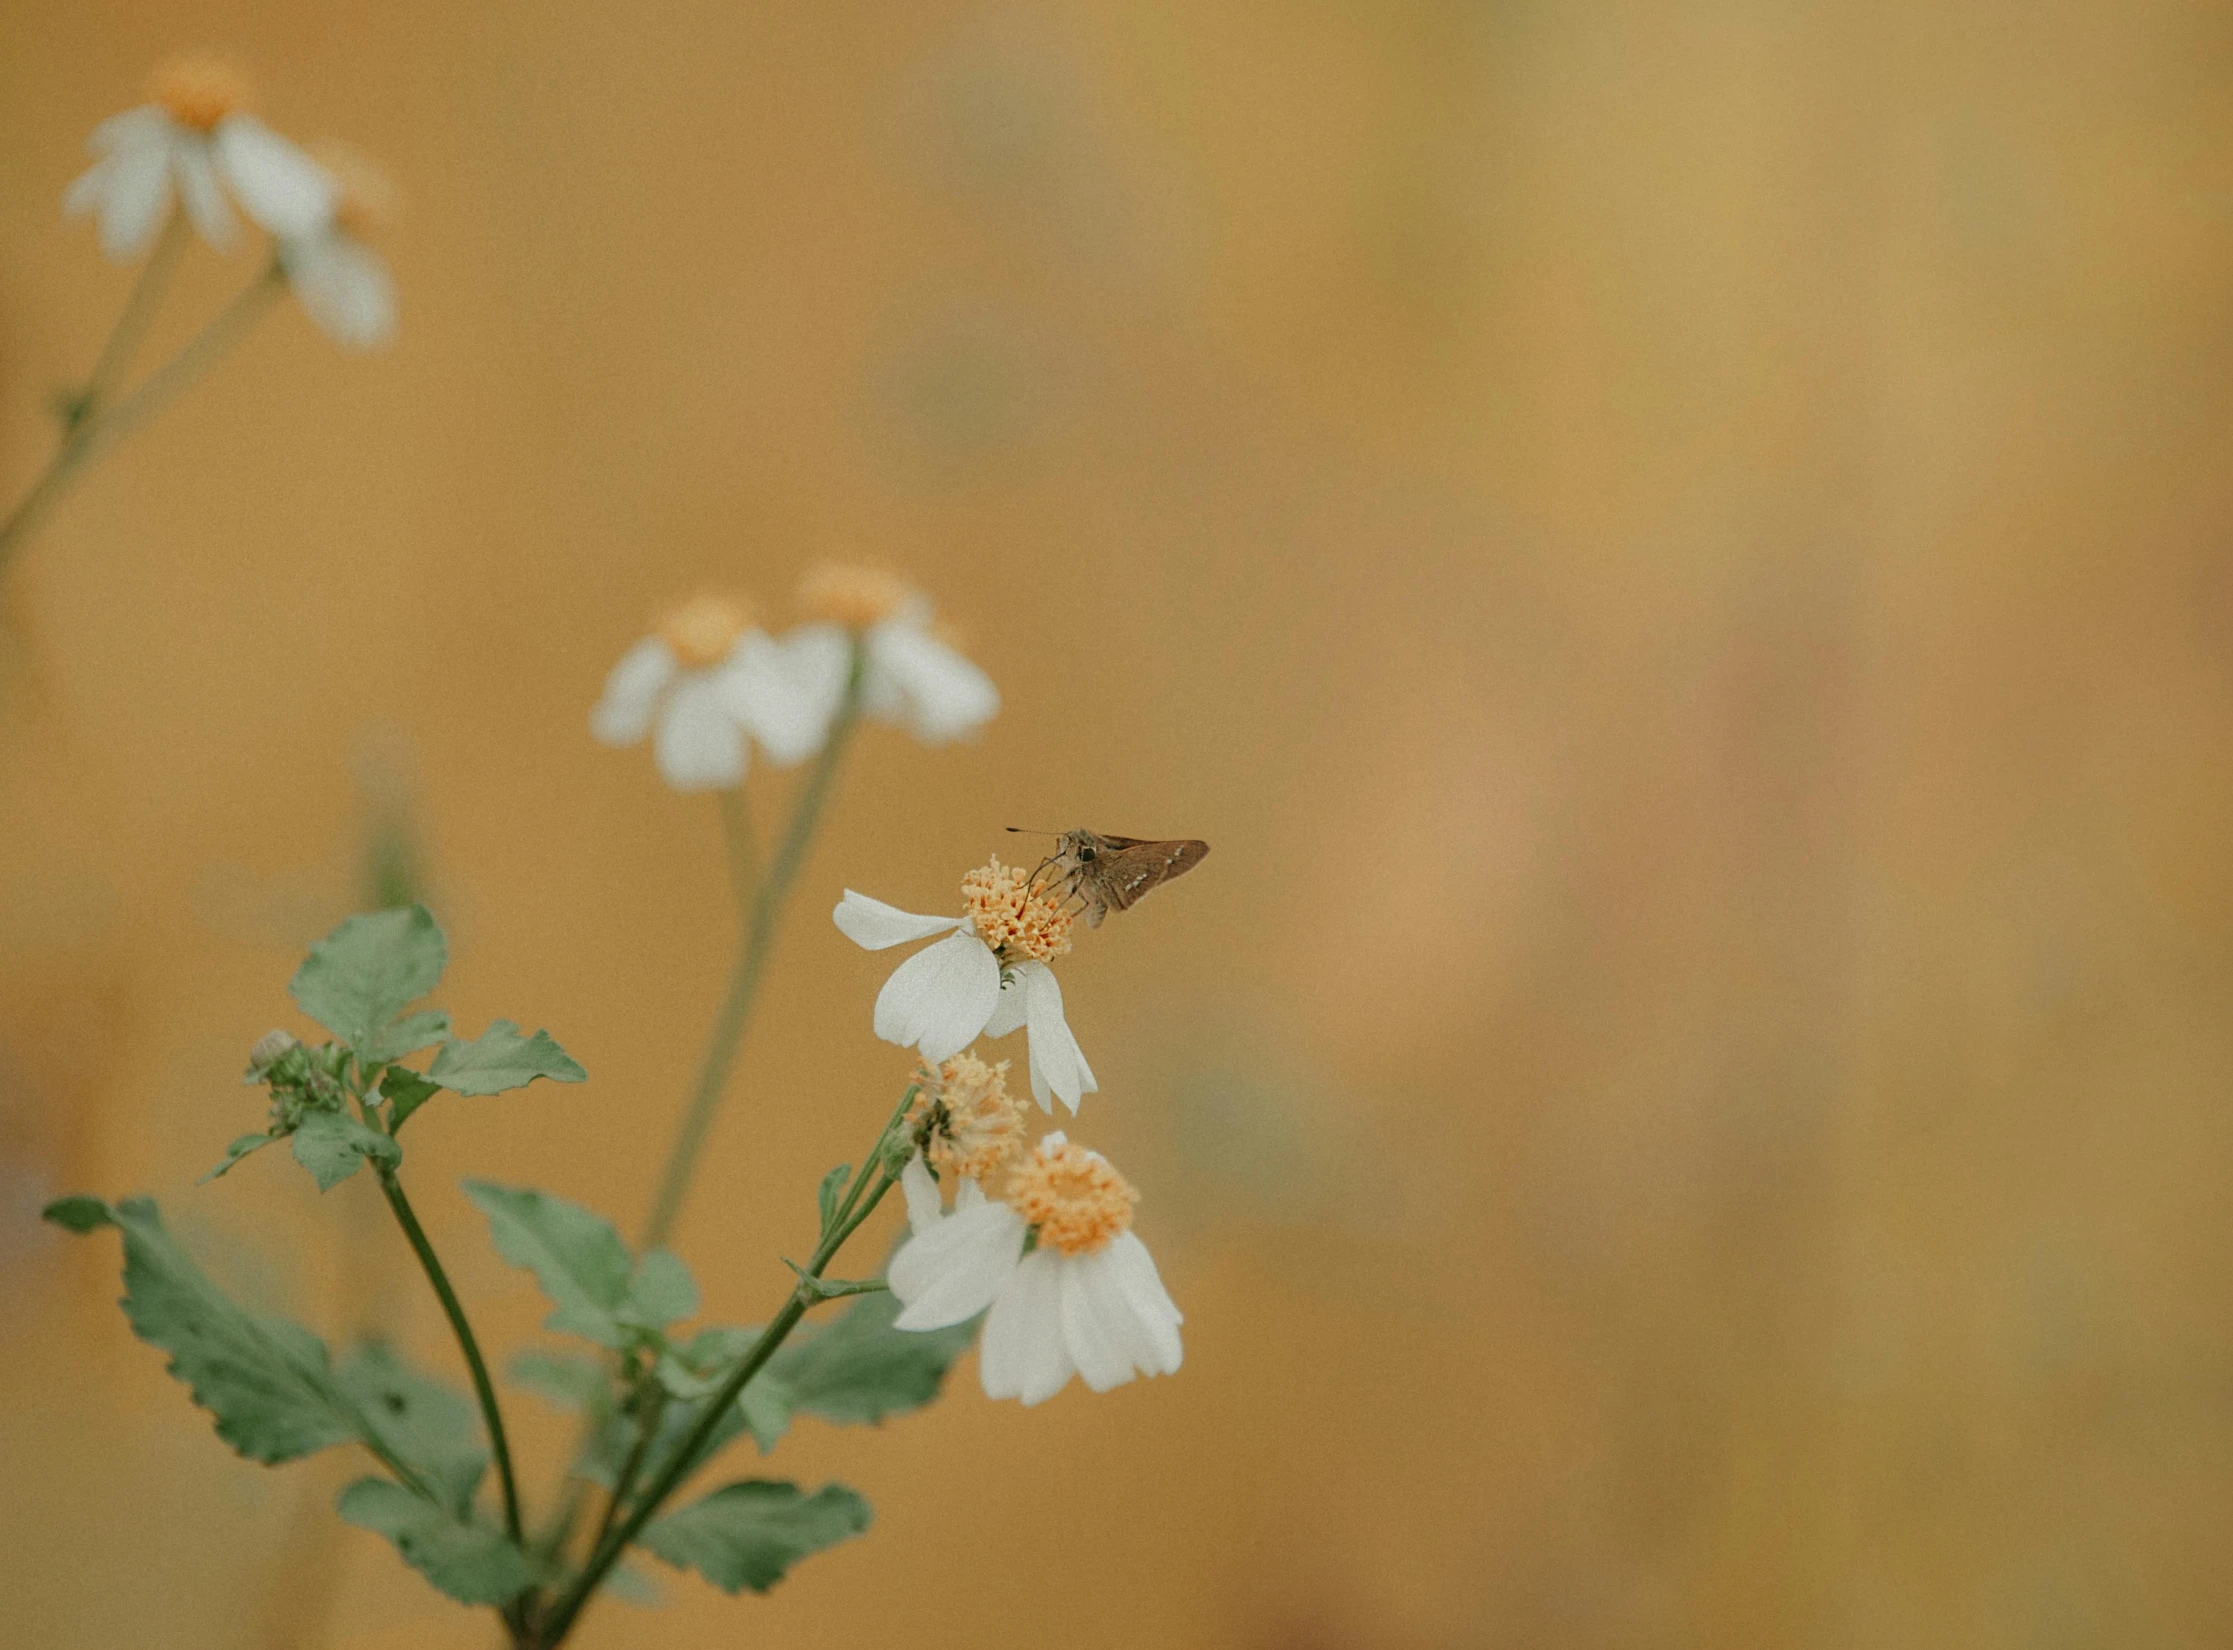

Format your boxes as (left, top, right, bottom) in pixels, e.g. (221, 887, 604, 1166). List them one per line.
(280, 142, 396, 350)
(833, 858, 1095, 1111)
(781, 565, 997, 751)
(593, 595, 822, 792)
(889, 1139, 1182, 1406)
(65, 53, 333, 260)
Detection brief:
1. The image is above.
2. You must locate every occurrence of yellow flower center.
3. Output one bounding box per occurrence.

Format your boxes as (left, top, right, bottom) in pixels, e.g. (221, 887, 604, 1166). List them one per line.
(310, 140, 398, 239)
(1005, 1140, 1137, 1256)
(960, 856, 1073, 965)
(658, 593, 754, 668)
(149, 52, 251, 131)
(908, 1052, 1027, 1183)
(798, 564, 914, 629)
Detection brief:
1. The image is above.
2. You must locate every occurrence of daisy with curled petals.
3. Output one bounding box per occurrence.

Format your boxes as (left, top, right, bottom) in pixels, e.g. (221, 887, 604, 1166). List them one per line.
(889, 1134, 1182, 1406)
(592, 594, 823, 793)
(779, 565, 998, 752)
(834, 856, 1096, 1111)
(279, 143, 398, 350)
(65, 52, 334, 261)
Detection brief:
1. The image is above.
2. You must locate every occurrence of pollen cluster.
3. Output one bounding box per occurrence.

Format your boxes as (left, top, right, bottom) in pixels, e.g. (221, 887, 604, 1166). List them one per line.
(659, 593, 753, 668)
(798, 564, 913, 629)
(1004, 1140, 1137, 1256)
(960, 857, 1073, 964)
(909, 1052, 1027, 1182)
(150, 52, 251, 130)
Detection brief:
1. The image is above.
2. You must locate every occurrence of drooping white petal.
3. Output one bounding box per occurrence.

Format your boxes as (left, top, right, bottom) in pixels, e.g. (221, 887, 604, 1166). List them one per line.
(953, 1177, 987, 1211)
(872, 931, 999, 1062)
(86, 106, 171, 156)
(652, 671, 747, 792)
(1058, 1256, 1135, 1393)
(982, 973, 1028, 1039)
(774, 623, 853, 748)
(173, 140, 235, 249)
(590, 637, 677, 747)
(865, 620, 999, 743)
(900, 1154, 943, 1236)
(95, 134, 175, 259)
(832, 890, 963, 950)
(285, 232, 396, 349)
(982, 1251, 1072, 1405)
(211, 114, 333, 238)
(716, 631, 825, 765)
(1013, 960, 1097, 1113)
(890, 1200, 1027, 1331)
(63, 155, 115, 220)
(1103, 1232, 1185, 1373)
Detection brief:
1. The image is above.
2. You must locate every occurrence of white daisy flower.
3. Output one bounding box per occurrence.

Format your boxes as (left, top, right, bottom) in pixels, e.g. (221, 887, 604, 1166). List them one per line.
(833, 856, 1096, 1112)
(65, 53, 334, 261)
(888, 1137, 1182, 1407)
(279, 142, 397, 350)
(779, 565, 998, 753)
(592, 594, 824, 793)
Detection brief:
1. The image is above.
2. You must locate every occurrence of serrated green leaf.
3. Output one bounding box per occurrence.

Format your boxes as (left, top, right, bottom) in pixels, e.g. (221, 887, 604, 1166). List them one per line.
(619, 1248, 698, 1332)
(41, 1194, 115, 1233)
(429, 1021, 586, 1096)
(337, 1478, 532, 1605)
(379, 1067, 443, 1131)
(337, 1342, 487, 1515)
(639, 1480, 871, 1594)
(463, 1181, 631, 1348)
(605, 1561, 666, 1608)
(370, 1008, 452, 1065)
(200, 1132, 280, 1184)
(816, 1165, 851, 1236)
(507, 1348, 608, 1412)
(55, 1196, 360, 1463)
(290, 1109, 401, 1192)
(289, 905, 447, 1054)
(768, 1287, 977, 1428)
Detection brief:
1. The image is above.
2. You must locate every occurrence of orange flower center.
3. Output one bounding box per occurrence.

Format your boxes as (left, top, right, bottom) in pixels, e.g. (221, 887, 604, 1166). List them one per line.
(908, 1052, 1027, 1183)
(1005, 1140, 1137, 1256)
(960, 856, 1072, 964)
(658, 593, 754, 668)
(149, 51, 251, 131)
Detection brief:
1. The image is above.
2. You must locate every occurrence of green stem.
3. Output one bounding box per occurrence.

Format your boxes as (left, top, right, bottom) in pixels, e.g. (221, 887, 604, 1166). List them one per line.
(374, 1168, 525, 1546)
(76, 208, 192, 425)
(538, 1156, 903, 1647)
(0, 260, 285, 575)
(637, 648, 865, 1248)
(587, 1388, 665, 1564)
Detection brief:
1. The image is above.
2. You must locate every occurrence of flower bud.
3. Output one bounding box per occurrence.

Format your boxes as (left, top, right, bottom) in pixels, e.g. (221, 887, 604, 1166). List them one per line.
(244, 1029, 301, 1082)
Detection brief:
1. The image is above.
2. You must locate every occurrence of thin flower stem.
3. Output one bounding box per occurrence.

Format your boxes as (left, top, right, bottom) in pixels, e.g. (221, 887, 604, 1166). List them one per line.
(637, 646, 866, 1249)
(536, 1127, 905, 1647)
(586, 1387, 666, 1563)
(0, 260, 286, 575)
(373, 1167, 525, 1546)
(76, 208, 193, 425)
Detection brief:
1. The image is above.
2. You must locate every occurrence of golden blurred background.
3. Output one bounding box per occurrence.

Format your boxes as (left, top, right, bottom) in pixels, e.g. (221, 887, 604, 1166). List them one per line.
(7, 1, 2233, 1646)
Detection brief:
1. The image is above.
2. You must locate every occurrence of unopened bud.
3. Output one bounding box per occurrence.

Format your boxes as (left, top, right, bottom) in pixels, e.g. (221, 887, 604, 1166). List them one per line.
(244, 1029, 300, 1082)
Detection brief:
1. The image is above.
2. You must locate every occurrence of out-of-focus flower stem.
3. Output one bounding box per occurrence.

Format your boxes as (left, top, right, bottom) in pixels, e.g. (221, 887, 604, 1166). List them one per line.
(0, 257, 285, 577)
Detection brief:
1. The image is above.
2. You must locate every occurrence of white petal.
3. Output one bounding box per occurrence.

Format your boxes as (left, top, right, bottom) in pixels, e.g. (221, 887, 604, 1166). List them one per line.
(1039, 1130, 1069, 1153)
(715, 631, 824, 765)
(1097, 1234, 1184, 1375)
(981, 1250, 1072, 1405)
(63, 155, 114, 219)
(174, 140, 235, 249)
(211, 114, 333, 237)
(832, 890, 963, 950)
(590, 637, 676, 747)
(982, 973, 1028, 1039)
(889, 1200, 1026, 1330)
(899, 1154, 942, 1236)
(285, 232, 395, 349)
(865, 621, 999, 743)
(96, 135, 175, 260)
(87, 106, 171, 156)
(1058, 1256, 1135, 1392)
(653, 672, 747, 792)
(774, 623, 853, 748)
(953, 1177, 987, 1211)
(872, 932, 999, 1062)
(1014, 961, 1097, 1113)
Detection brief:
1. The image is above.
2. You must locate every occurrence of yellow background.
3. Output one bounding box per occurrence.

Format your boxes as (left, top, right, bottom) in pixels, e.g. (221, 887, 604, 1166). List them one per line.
(6, 2, 2233, 1646)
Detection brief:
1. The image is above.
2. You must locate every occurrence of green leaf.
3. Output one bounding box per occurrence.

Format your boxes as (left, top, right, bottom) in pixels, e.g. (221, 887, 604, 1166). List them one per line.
(289, 905, 447, 1054)
(619, 1248, 698, 1332)
(816, 1165, 851, 1235)
(41, 1194, 115, 1233)
(639, 1480, 871, 1594)
(337, 1342, 487, 1515)
(605, 1562, 666, 1608)
(429, 1021, 586, 1096)
(379, 1067, 443, 1131)
(371, 1008, 452, 1064)
(462, 1181, 631, 1348)
(507, 1348, 608, 1412)
(53, 1196, 359, 1463)
(200, 1132, 280, 1184)
(768, 1287, 977, 1428)
(290, 1109, 401, 1192)
(337, 1478, 532, 1606)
